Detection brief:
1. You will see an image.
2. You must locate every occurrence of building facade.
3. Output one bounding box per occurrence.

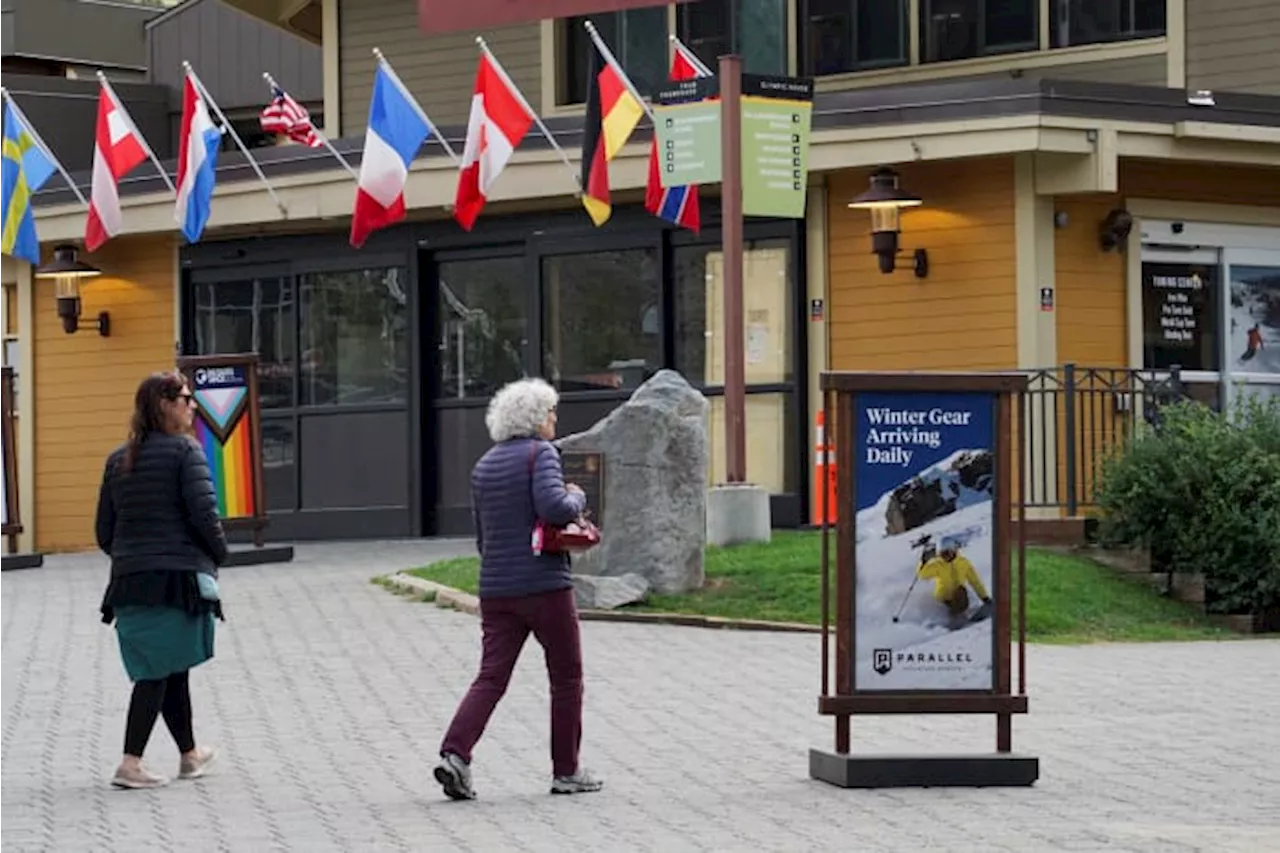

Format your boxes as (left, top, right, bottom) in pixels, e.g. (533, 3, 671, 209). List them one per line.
(10, 0, 1280, 552)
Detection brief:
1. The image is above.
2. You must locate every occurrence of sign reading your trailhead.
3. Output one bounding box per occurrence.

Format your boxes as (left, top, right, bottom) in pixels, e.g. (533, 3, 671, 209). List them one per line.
(852, 391, 998, 692)
(654, 77, 722, 188)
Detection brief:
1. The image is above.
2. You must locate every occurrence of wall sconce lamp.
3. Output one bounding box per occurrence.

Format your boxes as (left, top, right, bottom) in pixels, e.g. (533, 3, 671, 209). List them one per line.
(1099, 208, 1134, 253)
(34, 245, 109, 336)
(848, 167, 928, 278)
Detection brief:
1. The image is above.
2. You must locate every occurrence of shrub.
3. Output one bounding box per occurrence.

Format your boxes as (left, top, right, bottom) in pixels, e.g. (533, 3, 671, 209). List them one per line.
(1094, 393, 1280, 615)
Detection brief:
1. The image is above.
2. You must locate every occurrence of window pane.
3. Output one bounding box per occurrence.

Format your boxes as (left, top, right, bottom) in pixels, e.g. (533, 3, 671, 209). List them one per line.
(738, 0, 787, 75)
(921, 0, 979, 61)
(437, 256, 528, 399)
(680, 0, 733, 74)
(707, 391, 799, 493)
(562, 10, 667, 105)
(858, 0, 908, 65)
(674, 240, 794, 386)
(261, 417, 296, 511)
(1141, 262, 1220, 372)
(1052, 0, 1166, 47)
(1229, 264, 1280, 377)
(985, 0, 1036, 49)
(191, 277, 295, 409)
(804, 0, 854, 74)
(298, 268, 408, 406)
(541, 249, 661, 392)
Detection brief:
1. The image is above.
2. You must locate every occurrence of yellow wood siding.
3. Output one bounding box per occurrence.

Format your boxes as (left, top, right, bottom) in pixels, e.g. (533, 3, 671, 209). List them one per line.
(33, 236, 176, 552)
(1054, 195, 1130, 368)
(338, 0, 542, 136)
(826, 157, 1018, 371)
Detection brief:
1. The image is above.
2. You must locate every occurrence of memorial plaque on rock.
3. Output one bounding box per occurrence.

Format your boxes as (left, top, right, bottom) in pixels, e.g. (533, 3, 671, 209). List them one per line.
(561, 451, 606, 529)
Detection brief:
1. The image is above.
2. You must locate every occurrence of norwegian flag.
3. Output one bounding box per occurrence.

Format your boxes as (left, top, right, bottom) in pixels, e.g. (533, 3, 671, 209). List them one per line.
(260, 85, 321, 148)
(84, 83, 151, 252)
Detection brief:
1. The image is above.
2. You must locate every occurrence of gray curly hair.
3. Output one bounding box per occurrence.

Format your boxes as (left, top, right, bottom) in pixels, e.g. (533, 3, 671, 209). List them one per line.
(485, 378, 559, 442)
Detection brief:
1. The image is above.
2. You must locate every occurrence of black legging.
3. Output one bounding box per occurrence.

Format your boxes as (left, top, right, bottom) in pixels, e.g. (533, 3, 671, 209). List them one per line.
(124, 670, 195, 758)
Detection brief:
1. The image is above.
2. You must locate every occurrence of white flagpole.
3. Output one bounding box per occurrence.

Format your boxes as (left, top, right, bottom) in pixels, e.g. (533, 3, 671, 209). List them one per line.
(261, 72, 358, 180)
(97, 71, 177, 195)
(669, 34, 715, 77)
(583, 20, 655, 122)
(475, 37, 581, 190)
(0, 87, 88, 206)
(371, 49, 460, 166)
(182, 62, 288, 217)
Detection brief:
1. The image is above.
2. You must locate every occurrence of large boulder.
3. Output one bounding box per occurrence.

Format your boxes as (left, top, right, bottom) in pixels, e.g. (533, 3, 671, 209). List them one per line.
(572, 573, 650, 610)
(558, 370, 708, 594)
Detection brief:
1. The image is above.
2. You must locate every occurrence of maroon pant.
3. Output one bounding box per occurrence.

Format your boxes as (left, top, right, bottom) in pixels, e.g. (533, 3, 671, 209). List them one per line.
(440, 587, 583, 777)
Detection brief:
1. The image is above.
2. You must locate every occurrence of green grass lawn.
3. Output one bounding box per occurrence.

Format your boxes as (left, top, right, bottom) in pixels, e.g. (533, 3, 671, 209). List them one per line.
(401, 531, 1233, 644)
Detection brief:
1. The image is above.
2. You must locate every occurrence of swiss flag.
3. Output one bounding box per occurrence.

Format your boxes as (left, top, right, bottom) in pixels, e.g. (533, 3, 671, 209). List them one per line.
(453, 53, 535, 231)
(85, 85, 149, 252)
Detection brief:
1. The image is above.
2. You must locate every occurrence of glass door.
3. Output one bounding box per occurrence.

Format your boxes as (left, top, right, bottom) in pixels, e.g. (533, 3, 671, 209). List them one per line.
(1223, 248, 1280, 411)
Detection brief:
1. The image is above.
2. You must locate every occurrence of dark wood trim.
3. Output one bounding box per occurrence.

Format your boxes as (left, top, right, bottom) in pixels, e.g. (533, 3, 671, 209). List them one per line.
(819, 694, 1029, 716)
(822, 371, 1029, 394)
(1, 367, 22, 544)
(994, 391, 1013, 750)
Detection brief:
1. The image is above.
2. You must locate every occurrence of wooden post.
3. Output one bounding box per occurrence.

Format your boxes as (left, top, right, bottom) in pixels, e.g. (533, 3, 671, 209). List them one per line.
(719, 54, 746, 483)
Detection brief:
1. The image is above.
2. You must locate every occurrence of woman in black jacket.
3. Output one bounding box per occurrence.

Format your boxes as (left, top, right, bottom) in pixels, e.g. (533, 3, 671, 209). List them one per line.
(96, 370, 229, 789)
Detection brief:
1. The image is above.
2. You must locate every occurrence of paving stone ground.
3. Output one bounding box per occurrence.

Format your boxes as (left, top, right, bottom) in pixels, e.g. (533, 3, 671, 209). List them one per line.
(3, 541, 1279, 853)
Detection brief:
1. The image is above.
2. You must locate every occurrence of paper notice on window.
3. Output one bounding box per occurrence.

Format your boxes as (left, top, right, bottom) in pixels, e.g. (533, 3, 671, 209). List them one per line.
(746, 323, 768, 365)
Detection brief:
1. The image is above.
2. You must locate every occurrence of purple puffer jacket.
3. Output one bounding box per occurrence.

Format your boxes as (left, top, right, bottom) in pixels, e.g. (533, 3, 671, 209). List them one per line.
(471, 437, 586, 599)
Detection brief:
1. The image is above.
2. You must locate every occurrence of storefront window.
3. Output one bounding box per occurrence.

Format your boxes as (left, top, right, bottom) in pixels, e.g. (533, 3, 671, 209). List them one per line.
(1140, 261, 1219, 372)
(674, 240, 795, 387)
(436, 256, 528, 399)
(191, 277, 295, 409)
(706, 391, 799, 494)
(541, 249, 661, 392)
(298, 268, 409, 406)
(260, 418, 296, 511)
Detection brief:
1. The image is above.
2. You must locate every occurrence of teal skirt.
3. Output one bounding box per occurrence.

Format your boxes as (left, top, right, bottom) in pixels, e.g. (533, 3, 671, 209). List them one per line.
(115, 605, 215, 683)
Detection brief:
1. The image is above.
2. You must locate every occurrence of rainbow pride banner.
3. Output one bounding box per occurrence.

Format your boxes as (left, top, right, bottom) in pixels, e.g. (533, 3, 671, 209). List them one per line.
(181, 356, 264, 525)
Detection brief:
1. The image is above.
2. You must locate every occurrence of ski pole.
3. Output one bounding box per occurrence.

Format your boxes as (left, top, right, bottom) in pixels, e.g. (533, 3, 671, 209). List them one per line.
(891, 574, 921, 623)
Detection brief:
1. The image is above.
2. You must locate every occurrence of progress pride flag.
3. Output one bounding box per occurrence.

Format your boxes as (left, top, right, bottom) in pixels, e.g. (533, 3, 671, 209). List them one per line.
(416, 0, 693, 34)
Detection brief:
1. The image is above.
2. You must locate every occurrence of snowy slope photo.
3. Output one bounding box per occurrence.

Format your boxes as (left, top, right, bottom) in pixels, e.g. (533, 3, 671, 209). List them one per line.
(1229, 265, 1280, 375)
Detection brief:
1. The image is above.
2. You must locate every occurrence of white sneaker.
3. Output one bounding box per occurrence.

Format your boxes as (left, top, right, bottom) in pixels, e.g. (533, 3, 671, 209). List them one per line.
(550, 769, 603, 795)
(434, 753, 476, 801)
(111, 762, 169, 789)
(178, 746, 218, 780)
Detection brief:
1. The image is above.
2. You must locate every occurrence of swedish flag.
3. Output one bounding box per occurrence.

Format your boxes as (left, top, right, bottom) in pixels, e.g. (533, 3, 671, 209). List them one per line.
(2, 99, 57, 265)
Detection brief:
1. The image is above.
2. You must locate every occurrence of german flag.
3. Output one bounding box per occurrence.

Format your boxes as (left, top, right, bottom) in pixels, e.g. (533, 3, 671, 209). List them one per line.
(579, 45, 644, 227)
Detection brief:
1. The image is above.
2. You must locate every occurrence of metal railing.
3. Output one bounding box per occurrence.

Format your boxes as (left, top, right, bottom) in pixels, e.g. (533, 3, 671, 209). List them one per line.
(1020, 364, 1188, 514)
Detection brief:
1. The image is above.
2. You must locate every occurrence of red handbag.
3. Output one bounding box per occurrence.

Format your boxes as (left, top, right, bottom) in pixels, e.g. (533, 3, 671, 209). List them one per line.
(527, 443, 602, 556)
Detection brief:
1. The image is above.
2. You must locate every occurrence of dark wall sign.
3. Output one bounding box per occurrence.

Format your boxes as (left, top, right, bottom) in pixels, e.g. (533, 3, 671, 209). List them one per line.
(561, 451, 606, 528)
(1141, 262, 1219, 371)
(417, 0, 692, 34)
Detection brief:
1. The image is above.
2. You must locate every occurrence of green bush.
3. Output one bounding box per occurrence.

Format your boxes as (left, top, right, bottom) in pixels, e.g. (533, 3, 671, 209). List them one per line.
(1094, 392, 1280, 615)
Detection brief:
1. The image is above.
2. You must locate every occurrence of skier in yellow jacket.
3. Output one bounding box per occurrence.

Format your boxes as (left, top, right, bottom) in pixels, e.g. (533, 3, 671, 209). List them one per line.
(917, 536, 991, 619)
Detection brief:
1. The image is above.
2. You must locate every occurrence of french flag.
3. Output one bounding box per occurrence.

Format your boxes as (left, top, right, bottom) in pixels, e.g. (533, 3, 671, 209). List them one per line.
(350, 64, 430, 248)
(174, 71, 221, 244)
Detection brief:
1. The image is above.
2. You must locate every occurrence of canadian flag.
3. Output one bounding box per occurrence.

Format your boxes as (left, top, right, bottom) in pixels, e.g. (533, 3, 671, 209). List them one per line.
(453, 52, 535, 231)
(85, 84, 149, 252)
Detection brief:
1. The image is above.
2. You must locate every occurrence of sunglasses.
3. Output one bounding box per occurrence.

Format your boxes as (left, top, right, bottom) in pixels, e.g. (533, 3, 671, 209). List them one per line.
(167, 392, 195, 405)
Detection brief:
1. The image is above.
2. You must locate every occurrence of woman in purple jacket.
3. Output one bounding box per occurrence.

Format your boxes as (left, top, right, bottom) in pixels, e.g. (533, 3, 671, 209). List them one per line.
(434, 378, 603, 800)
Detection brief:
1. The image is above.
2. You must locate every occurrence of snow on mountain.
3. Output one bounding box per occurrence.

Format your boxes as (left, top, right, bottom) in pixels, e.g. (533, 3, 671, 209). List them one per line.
(855, 448, 991, 543)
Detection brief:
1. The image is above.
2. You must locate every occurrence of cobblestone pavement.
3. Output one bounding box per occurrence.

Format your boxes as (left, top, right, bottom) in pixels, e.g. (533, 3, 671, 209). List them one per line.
(4, 542, 1280, 853)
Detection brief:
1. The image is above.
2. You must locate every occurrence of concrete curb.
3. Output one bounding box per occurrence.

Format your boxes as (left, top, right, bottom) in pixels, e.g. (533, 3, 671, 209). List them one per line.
(380, 573, 821, 635)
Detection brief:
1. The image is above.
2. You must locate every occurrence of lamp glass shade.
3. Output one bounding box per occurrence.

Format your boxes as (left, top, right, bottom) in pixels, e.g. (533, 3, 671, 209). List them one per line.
(34, 245, 101, 280)
(53, 278, 80, 300)
(868, 205, 901, 234)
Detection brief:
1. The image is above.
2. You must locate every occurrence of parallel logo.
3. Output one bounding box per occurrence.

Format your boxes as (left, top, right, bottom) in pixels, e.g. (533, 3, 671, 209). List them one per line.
(872, 648, 893, 675)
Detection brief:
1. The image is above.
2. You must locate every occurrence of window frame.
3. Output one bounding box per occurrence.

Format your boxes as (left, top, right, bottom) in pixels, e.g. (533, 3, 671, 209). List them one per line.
(798, 0, 911, 76)
(917, 0, 1041, 64)
(544, 0, 1169, 111)
(1049, 0, 1167, 50)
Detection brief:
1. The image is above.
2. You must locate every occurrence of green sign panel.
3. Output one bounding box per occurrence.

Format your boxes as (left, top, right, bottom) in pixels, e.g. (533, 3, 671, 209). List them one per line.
(741, 94, 813, 219)
(654, 99, 723, 188)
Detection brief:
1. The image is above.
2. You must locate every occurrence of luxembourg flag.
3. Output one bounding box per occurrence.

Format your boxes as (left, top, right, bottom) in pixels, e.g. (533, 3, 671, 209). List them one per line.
(174, 71, 222, 244)
(350, 64, 430, 248)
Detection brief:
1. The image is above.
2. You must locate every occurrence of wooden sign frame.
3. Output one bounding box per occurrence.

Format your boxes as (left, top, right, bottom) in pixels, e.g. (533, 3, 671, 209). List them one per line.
(2, 367, 21, 546)
(812, 371, 1038, 788)
(177, 353, 269, 546)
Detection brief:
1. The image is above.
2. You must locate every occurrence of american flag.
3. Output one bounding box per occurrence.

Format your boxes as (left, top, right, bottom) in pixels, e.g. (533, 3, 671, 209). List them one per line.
(259, 84, 321, 148)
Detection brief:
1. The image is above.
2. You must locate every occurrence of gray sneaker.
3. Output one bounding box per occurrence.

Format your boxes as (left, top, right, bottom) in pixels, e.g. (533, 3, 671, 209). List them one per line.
(111, 762, 169, 789)
(550, 769, 603, 795)
(434, 753, 475, 801)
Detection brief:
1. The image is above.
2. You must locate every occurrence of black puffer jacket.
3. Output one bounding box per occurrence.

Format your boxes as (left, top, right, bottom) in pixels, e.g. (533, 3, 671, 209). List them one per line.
(95, 432, 229, 578)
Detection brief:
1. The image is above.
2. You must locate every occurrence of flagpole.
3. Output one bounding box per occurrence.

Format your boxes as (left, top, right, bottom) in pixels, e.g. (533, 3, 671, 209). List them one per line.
(371, 49, 460, 166)
(583, 20, 655, 122)
(96, 71, 177, 195)
(182, 62, 288, 217)
(670, 34, 715, 77)
(261, 72, 359, 180)
(475, 37, 581, 190)
(0, 87, 88, 207)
